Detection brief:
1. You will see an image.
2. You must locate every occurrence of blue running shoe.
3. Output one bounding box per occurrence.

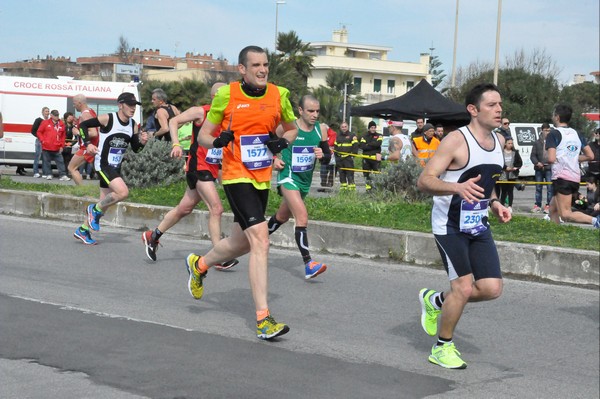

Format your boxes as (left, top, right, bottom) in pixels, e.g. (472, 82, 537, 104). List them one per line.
(73, 227, 96, 245)
(305, 260, 327, 280)
(593, 217, 600, 229)
(87, 204, 103, 231)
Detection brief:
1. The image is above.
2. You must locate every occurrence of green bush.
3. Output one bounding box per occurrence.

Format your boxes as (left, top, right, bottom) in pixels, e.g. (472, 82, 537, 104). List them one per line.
(121, 139, 185, 188)
(372, 160, 431, 203)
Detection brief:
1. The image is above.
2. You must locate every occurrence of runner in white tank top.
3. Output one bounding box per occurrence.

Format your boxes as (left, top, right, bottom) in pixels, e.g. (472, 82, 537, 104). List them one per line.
(415, 83, 512, 370)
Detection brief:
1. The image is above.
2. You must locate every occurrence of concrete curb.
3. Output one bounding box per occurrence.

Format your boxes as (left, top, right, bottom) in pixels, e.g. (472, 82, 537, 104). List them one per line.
(1, 189, 598, 287)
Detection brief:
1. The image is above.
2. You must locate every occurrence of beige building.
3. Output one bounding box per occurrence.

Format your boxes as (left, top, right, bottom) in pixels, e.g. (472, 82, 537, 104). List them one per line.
(307, 28, 431, 105)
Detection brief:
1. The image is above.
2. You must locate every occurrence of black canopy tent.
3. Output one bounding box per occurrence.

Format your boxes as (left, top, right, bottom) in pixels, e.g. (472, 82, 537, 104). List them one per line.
(351, 79, 470, 127)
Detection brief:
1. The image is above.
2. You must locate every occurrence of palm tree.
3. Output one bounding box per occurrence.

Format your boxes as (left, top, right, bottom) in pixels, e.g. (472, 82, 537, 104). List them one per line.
(325, 69, 354, 92)
(276, 31, 314, 82)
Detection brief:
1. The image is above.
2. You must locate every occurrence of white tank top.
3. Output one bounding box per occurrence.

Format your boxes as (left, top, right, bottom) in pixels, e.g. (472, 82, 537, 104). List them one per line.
(431, 126, 504, 235)
(551, 126, 584, 183)
(393, 133, 412, 161)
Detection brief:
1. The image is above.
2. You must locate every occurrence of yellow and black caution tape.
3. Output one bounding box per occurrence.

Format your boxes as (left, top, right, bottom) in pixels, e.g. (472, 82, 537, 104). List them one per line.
(338, 167, 382, 174)
(333, 150, 379, 160)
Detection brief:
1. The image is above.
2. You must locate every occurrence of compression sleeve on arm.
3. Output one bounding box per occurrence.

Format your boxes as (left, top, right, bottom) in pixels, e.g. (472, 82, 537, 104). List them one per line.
(130, 133, 144, 153)
(319, 140, 332, 164)
(79, 118, 102, 143)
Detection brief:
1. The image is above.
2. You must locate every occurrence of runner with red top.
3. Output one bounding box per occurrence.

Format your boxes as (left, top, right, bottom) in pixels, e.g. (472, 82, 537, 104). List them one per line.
(68, 94, 98, 185)
(141, 82, 238, 270)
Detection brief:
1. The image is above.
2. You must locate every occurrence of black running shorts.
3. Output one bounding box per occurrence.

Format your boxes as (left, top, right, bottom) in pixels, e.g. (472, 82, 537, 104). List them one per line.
(223, 183, 269, 230)
(434, 229, 502, 281)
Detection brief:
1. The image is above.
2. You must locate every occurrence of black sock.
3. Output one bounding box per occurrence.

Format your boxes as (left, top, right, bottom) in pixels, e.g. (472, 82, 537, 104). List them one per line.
(434, 292, 445, 308)
(153, 228, 163, 241)
(268, 216, 283, 234)
(437, 336, 452, 346)
(295, 226, 311, 264)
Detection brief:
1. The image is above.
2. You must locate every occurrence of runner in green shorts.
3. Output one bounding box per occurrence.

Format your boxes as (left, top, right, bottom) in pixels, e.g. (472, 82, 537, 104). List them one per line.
(268, 94, 332, 279)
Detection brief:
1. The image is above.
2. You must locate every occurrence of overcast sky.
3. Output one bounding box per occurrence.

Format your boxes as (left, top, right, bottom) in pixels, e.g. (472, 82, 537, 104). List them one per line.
(1, 0, 598, 86)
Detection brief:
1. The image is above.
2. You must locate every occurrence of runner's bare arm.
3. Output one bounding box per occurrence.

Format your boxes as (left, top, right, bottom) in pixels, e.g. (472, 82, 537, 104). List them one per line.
(168, 106, 205, 157)
(417, 131, 485, 203)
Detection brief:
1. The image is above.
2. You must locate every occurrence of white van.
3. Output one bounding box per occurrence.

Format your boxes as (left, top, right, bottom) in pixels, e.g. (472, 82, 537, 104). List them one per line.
(0, 76, 141, 167)
(502, 123, 543, 178)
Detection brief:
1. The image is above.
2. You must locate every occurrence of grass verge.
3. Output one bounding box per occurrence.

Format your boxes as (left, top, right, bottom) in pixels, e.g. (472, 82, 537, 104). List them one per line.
(1, 178, 598, 251)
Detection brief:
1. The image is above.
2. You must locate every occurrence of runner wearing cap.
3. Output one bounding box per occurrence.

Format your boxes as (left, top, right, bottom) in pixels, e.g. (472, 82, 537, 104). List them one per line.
(73, 92, 148, 245)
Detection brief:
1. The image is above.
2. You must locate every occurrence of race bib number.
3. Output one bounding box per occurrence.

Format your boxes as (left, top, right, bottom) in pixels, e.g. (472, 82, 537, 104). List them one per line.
(459, 199, 489, 235)
(108, 147, 125, 167)
(240, 134, 272, 170)
(291, 145, 315, 172)
(205, 147, 222, 164)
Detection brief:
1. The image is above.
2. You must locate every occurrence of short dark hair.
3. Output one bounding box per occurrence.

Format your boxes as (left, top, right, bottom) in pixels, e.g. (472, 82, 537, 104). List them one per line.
(238, 45, 266, 67)
(299, 94, 318, 109)
(541, 122, 551, 129)
(553, 104, 573, 123)
(465, 83, 500, 109)
(63, 111, 73, 119)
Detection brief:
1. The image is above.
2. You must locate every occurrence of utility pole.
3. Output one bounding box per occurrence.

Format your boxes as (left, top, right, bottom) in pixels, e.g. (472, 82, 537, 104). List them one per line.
(342, 83, 348, 122)
(451, 0, 459, 88)
(493, 0, 503, 85)
(275, 1, 286, 51)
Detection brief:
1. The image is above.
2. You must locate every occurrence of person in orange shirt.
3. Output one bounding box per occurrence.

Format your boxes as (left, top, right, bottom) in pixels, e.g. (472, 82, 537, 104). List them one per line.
(184, 45, 297, 340)
(412, 123, 441, 166)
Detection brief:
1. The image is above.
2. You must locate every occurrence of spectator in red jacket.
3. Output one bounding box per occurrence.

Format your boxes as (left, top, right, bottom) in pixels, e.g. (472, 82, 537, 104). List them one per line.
(37, 109, 70, 181)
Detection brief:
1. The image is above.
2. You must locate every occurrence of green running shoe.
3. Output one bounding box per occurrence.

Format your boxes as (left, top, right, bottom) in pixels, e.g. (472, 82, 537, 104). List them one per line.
(186, 253, 207, 300)
(428, 342, 467, 369)
(256, 315, 290, 340)
(419, 288, 441, 336)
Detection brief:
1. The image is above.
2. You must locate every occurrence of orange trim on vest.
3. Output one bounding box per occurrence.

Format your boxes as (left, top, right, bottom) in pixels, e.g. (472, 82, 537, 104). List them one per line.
(221, 82, 282, 183)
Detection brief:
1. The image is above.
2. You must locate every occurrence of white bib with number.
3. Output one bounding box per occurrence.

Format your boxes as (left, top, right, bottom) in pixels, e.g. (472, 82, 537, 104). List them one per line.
(291, 145, 315, 172)
(459, 199, 489, 235)
(108, 147, 125, 167)
(240, 134, 272, 170)
(205, 147, 222, 164)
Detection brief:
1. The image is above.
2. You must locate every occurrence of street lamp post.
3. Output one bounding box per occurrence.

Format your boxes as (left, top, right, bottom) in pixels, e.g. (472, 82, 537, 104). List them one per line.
(451, 0, 459, 88)
(493, 0, 503, 85)
(275, 0, 286, 51)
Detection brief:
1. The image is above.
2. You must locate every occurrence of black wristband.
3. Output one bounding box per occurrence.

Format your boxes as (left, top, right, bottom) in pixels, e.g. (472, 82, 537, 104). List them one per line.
(490, 198, 500, 206)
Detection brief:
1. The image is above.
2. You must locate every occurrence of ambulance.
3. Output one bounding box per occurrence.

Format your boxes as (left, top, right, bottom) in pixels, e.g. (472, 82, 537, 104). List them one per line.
(0, 76, 141, 167)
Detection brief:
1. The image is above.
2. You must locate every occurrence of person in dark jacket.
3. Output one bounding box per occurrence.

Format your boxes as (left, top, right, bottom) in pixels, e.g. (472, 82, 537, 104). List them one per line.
(496, 137, 522, 212)
(334, 121, 358, 190)
(359, 121, 382, 191)
(530, 122, 553, 213)
(28, 106, 50, 177)
(587, 128, 600, 181)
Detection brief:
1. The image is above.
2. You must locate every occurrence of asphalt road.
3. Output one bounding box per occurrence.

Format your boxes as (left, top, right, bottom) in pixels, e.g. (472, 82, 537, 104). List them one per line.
(0, 215, 598, 399)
